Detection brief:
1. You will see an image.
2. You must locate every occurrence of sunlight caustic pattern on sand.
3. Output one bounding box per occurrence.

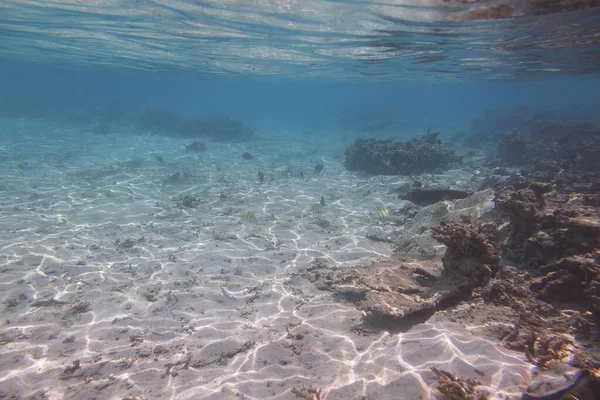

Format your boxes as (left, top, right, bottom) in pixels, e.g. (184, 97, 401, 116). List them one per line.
(0, 119, 530, 399)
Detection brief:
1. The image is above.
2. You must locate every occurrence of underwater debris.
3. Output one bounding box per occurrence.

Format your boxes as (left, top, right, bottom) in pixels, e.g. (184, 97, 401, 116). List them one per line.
(523, 333, 576, 369)
(375, 207, 390, 220)
(431, 367, 486, 400)
(258, 171, 264, 183)
(185, 141, 207, 153)
(314, 163, 324, 174)
(242, 152, 254, 160)
(291, 385, 322, 400)
(115, 237, 145, 250)
(59, 360, 82, 380)
(174, 194, 201, 208)
(240, 210, 256, 223)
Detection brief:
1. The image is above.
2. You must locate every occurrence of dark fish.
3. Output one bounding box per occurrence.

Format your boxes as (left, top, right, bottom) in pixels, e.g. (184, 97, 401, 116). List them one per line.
(153, 154, 164, 163)
(258, 171, 264, 183)
(299, 171, 304, 179)
(320, 196, 325, 206)
(185, 142, 207, 153)
(314, 163, 324, 174)
(242, 152, 254, 160)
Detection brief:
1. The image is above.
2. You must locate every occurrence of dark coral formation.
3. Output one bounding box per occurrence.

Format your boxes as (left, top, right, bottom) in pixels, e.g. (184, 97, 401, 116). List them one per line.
(472, 174, 600, 378)
(533, 255, 600, 314)
(489, 113, 600, 194)
(493, 180, 600, 315)
(473, 266, 597, 371)
(431, 216, 499, 287)
(344, 133, 462, 175)
(494, 182, 552, 263)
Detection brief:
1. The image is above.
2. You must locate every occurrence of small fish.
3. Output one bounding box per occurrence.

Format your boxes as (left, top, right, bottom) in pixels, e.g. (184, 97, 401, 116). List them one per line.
(375, 208, 390, 220)
(314, 163, 324, 174)
(320, 196, 325, 206)
(185, 142, 207, 153)
(258, 171, 264, 183)
(240, 210, 256, 223)
(153, 154, 164, 163)
(242, 152, 254, 160)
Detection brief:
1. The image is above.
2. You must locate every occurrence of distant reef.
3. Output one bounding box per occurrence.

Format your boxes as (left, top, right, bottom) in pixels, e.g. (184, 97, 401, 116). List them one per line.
(344, 132, 462, 175)
(137, 110, 254, 142)
(494, 121, 600, 192)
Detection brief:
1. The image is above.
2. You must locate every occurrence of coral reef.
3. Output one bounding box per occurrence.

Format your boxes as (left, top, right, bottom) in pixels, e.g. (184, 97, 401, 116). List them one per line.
(494, 180, 600, 314)
(488, 112, 600, 193)
(344, 133, 462, 175)
(532, 255, 600, 314)
(493, 182, 552, 263)
(431, 216, 499, 287)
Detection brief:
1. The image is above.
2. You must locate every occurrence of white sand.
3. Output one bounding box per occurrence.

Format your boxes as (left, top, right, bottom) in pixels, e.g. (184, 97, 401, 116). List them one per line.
(0, 118, 531, 399)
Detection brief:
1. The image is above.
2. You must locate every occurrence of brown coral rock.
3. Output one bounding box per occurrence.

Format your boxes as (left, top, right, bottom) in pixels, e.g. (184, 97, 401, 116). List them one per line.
(431, 367, 490, 400)
(532, 255, 600, 313)
(495, 183, 552, 262)
(431, 216, 499, 286)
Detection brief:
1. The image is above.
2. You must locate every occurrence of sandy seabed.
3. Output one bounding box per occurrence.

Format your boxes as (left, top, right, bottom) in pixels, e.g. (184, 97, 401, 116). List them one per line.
(0, 118, 531, 399)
